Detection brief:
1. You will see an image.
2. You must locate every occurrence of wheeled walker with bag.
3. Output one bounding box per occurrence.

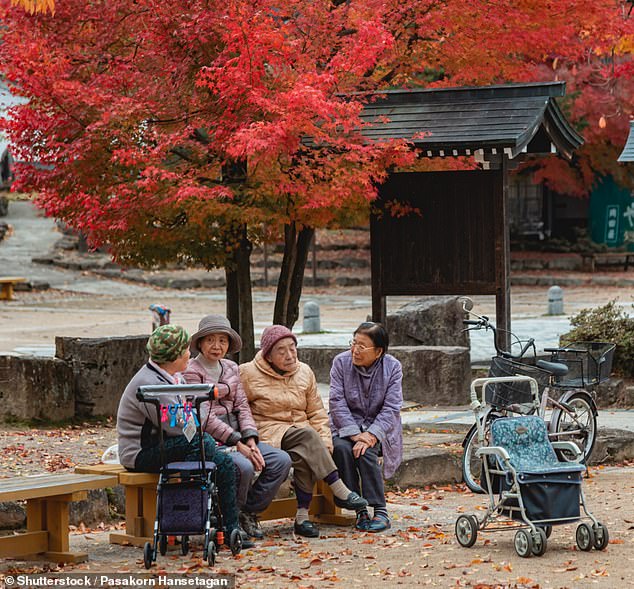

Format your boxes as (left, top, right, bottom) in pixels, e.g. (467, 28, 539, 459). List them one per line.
(136, 384, 243, 569)
(455, 375, 609, 557)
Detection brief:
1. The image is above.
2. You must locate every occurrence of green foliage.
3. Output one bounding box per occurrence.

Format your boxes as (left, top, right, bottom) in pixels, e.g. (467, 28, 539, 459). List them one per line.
(561, 301, 634, 378)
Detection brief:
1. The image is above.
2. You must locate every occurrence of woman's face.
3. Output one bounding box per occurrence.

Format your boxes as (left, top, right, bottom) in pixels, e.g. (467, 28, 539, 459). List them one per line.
(267, 337, 298, 373)
(172, 347, 191, 374)
(350, 332, 382, 367)
(199, 333, 230, 362)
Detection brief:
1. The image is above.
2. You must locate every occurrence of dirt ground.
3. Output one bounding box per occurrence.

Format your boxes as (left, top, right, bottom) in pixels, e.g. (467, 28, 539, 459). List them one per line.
(0, 465, 632, 588)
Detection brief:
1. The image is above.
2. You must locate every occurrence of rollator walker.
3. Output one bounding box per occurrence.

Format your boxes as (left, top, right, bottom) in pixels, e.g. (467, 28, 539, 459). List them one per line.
(455, 375, 609, 557)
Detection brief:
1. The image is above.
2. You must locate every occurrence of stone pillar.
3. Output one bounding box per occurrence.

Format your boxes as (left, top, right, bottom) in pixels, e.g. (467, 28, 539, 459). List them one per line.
(303, 301, 321, 333)
(547, 285, 564, 315)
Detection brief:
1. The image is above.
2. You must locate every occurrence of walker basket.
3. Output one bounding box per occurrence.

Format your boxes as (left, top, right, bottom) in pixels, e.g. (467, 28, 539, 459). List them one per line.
(159, 481, 209, 535)
(485, 357, 550, 408)
(548, 342, 615, 388)
(493, 471, 583, 522)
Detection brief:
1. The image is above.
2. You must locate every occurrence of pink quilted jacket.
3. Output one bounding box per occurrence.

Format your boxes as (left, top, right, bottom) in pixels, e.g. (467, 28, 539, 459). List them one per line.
(182, 357, 258, 446)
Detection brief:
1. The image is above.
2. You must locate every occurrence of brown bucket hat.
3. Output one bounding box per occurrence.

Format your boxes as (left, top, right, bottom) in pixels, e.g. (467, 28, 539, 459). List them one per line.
(190, 314, 242, 355)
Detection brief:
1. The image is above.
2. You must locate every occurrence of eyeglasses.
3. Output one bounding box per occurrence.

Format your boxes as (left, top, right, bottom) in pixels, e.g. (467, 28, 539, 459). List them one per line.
(349, 340, 375, 352)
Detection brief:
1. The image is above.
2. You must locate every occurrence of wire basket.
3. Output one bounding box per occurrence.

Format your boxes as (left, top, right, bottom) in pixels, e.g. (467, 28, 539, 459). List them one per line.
(485, 357, 551, 408)
(548, 342, 616, 388)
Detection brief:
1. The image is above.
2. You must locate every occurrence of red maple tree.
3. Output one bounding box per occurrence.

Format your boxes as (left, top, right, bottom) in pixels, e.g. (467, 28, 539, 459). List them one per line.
(2, 0, 633, 354)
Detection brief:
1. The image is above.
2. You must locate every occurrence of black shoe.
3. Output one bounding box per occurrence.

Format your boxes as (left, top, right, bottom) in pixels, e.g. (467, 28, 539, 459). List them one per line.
(240, 511, 264, 539)
(294, 520, 320, 538)
(334, 491, 368, 511)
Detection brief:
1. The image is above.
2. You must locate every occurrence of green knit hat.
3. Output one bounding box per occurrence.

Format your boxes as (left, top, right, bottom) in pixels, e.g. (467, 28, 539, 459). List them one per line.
(147, 324, 190, 364)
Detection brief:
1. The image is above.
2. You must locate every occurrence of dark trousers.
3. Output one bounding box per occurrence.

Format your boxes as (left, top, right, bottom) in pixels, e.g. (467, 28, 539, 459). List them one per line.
(332, 435, 385, 507)
(229, 443, 292, 513)
(133, 433, 239, 532)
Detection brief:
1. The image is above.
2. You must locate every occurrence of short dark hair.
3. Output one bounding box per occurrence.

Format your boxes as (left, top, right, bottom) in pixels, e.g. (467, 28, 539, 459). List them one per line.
(354, 321, 389, 354)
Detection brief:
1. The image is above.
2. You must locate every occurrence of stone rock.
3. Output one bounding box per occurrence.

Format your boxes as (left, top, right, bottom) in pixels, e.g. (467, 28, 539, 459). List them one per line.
(0, 196, 8, 217)
(0, 221, 9, 242)
(334, 276, 364, 287)
(168, 278, 201, 289)
(200, 276, 226, 288)
(392, 445, 462, 488)
(301, 276, 329, 287)
(55, 335, 149, 418)
(510, 276, 539, 286)
(0, 355, 75, 422)
(595, 378, 634, 408)
(106, 485, 126, 517)
(147, 276, 171, 288)
(69, 489, 110, 526)
(590, 427, 634, 465)
(0, 502, 26, 530)
(547, 256, 581, 271)
(299, 345, 470, 405)
(386, 296, 469, 347)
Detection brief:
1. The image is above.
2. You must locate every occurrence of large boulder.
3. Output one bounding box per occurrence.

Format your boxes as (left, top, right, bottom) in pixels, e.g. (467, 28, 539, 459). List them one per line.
(0, 355, 75, 422)
(55, 335, 149, 418)
(386, 296, 469, 347)
(299, 345, 470, 406)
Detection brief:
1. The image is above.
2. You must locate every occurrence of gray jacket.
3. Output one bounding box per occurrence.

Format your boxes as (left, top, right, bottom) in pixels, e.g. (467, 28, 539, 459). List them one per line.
(117, 363, 187, 469)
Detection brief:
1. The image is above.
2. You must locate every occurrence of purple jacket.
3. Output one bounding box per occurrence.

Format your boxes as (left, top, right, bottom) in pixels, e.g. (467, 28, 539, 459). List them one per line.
(329, 351, 403, 479)
(182, 357, 258, 446)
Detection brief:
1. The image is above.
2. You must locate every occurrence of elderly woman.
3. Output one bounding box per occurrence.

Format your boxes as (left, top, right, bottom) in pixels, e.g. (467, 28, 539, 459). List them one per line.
(240, 325, 368, 538)
(116, 324, 253, 548)
(329, 322, 403, 532)
(182, 314, 292, 540)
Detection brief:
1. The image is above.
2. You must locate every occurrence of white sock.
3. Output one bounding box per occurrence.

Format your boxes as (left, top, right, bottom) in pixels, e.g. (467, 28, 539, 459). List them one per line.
(295, 507, 310, 524)
(329, 479, 352, 501)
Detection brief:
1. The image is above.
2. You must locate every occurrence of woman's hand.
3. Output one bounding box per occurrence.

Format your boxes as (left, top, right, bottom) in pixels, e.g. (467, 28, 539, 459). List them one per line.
(238, 439, 266, 471)
(353, 432, 378, 447)
(352, 441, 370, 458)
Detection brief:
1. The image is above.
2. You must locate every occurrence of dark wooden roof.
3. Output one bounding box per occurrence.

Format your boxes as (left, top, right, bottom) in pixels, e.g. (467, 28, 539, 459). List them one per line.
(618, 121, 634, 162)
(358, 81, 583, 159)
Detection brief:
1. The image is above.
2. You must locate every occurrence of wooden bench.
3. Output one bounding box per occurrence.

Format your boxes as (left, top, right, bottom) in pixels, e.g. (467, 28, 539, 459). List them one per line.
(76, 464, 353, 547)
(580, 252, 634, 272)
(0, 276, 26, 300)
(0, 472, 118, 563)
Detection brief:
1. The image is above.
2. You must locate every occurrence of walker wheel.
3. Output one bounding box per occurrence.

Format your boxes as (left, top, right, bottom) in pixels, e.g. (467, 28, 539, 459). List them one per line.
(455, 515, 478, 548)
(539, 525, 552, 539)
(592, 523, 609, 551)
(531, 527, 548, 557)
(143, 541, 153, 569)
(576, 523, 595, 551)
(207, 542, 217, 567)
(229, 528, 243, 556)
(159, 535, 167, 556)
(514, 529, 533, 558)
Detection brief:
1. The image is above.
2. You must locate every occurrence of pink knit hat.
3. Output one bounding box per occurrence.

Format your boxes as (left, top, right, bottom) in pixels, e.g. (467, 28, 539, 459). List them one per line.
(260, 325, 297, 358)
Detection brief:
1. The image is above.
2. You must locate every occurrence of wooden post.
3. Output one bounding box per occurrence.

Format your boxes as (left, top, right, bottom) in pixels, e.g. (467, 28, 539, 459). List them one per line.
(495, 158, 511, 352)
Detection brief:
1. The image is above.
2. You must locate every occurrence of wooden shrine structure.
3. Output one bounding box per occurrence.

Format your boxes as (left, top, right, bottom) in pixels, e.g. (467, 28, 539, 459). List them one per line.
(363, 81, 583, 340)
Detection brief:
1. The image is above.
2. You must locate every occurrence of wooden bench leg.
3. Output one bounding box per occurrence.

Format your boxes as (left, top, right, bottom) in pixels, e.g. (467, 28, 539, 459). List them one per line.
(110, 484, 155, 547)
(0, 495, 88, 563)
(0, 283, 13, 301)
(310, 481, 354, 525)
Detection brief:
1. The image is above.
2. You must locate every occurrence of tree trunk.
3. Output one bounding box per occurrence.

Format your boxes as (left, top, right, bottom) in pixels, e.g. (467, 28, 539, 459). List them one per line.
(273, 222, 315, 329)
(224, 224, 254, 362)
